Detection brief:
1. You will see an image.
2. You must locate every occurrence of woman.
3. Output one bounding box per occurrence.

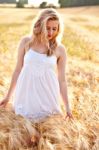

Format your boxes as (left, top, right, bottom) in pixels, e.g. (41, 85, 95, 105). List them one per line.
(0, 8, 73, 122)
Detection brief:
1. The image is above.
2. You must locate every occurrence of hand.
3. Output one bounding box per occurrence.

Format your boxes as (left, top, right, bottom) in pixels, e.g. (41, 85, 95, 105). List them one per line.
(0, 97, 9, 108)
(64, 111, 74, 120)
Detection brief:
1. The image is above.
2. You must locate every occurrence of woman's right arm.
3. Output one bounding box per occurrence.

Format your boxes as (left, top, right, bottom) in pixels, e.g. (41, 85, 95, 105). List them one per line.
(0, 37, 28, 107)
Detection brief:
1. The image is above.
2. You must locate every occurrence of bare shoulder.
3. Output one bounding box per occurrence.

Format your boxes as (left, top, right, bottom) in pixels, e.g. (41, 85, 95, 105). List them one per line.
(18, 35, 31, 47)
(14, 36, 31, 71)
(55, 44, 67, 60)
(17, 35, 31, 55)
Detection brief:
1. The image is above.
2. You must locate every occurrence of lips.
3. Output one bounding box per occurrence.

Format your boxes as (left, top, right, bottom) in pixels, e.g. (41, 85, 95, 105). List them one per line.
(48, 35, 52, 38)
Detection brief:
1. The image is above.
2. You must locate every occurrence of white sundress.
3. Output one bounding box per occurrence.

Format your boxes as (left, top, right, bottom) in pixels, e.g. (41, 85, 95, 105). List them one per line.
(12, 48, 62, 122)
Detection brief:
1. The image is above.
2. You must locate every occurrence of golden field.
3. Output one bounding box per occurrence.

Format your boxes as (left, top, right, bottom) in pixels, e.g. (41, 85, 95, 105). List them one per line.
(0, 6, 99, 150)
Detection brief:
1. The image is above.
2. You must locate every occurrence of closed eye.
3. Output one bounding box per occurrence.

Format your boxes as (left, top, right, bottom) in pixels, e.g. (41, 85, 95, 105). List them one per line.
(47, 27, 50, 30)
(53, 28, 57, 31)
(47, 27, 57, 31)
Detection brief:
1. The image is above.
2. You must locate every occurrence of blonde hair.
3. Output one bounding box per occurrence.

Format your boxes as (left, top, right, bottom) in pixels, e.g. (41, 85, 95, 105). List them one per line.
(25, 8, 64, 56)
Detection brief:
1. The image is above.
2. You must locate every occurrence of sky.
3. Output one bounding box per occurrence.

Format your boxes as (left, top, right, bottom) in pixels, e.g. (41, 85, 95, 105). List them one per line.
(28, 0, 59, 6)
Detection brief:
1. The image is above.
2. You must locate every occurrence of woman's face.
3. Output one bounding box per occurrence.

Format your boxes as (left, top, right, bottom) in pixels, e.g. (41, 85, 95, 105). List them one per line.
(46, 19, 59, 40)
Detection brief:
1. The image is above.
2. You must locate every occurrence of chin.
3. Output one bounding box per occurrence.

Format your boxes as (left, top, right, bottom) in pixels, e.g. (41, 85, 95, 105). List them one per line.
(48, 37, 52, 40)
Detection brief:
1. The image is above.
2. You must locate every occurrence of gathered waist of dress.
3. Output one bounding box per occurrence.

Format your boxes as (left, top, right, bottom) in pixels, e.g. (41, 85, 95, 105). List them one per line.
(21, 61, 57, 77)
(24, 60, 56, 70)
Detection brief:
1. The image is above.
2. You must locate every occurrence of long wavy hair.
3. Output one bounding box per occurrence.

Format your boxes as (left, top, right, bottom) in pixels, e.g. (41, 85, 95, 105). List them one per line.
(25, 8, 64, 56)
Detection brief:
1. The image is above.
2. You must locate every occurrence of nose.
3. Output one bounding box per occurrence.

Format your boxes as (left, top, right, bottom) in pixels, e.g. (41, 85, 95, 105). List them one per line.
(48, 29, 53, 36)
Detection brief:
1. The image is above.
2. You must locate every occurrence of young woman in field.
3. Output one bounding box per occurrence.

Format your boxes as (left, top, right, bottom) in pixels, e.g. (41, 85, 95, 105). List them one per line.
(0, 8, 73, 122)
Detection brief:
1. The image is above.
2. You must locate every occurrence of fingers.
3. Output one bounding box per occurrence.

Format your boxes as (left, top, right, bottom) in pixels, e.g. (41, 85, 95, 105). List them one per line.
(63, 115, 68, 121)
(0, 101, 3, 106)
(64, 114, 74, 121)
(0, 101, 6, 108)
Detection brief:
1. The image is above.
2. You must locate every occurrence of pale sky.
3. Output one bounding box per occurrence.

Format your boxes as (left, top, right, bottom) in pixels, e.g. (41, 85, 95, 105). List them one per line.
(28, 0, 59, 6)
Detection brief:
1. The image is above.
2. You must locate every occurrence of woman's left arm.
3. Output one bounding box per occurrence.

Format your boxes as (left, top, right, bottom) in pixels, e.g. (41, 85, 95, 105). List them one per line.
(57, 45, 73, 119)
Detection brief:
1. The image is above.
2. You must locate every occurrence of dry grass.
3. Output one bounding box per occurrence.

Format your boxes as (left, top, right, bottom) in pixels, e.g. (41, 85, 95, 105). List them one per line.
(83, 25, 99, 33)
(0, 6, 99, 150)
(0, 107, 99, 150)
(0, 108, 40, 150)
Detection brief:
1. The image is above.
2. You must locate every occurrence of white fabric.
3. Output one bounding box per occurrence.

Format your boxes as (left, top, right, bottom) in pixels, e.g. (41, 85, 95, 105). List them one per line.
(12, 48, 62, 122)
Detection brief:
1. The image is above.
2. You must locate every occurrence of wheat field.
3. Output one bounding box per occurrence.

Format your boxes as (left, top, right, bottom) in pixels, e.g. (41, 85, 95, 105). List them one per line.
(0, 6, 99, 150)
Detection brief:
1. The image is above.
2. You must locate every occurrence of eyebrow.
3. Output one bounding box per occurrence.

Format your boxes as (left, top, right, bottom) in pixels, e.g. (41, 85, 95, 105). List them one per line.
(47, 26, 57, 28)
